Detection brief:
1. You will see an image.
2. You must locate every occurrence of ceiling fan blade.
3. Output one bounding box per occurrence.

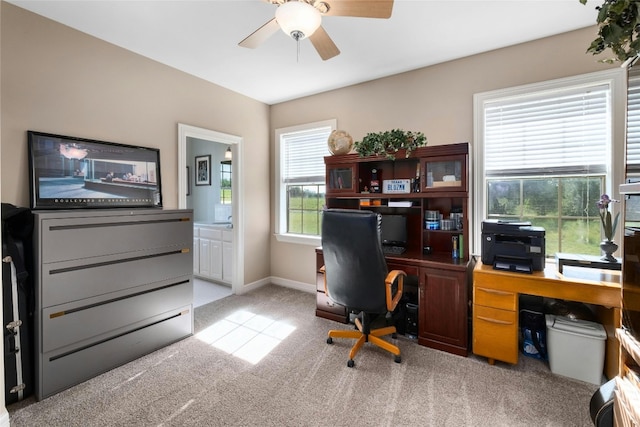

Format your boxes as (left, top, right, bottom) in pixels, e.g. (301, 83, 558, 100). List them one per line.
(239, 18, 280, 49)
(309, 26, 340, 61)
(321, 0, 394, 18)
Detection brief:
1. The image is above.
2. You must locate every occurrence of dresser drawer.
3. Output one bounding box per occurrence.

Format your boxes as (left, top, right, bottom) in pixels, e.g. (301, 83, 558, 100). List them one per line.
(41, 250, 192, 308)
(42, 281, 192, 354)
(39, 212, 192, 264)
(472, 304, 518, 364)
(474, 286, 517, 310)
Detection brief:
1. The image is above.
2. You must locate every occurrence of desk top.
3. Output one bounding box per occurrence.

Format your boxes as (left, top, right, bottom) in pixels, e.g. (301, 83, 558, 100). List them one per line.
(474, 261, 621, 308)
(316, 247, 469, 271)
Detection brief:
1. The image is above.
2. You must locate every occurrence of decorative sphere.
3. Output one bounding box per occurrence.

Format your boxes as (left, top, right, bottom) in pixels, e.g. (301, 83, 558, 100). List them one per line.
(327, 130, 354, 155)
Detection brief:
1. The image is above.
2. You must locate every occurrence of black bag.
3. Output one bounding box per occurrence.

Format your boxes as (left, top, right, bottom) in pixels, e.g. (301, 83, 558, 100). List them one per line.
(1, 203, 35, 404)
(519, 295, 547, 360)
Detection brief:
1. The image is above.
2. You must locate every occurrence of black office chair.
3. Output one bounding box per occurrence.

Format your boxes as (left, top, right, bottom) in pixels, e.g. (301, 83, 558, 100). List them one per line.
(321, 209, 406, 367)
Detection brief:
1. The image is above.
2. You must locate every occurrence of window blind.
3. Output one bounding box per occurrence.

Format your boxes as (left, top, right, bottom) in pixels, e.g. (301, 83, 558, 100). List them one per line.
(484, 84, 610, 177)
(282, 126, 331, 184)
(626, 70, 640, 173)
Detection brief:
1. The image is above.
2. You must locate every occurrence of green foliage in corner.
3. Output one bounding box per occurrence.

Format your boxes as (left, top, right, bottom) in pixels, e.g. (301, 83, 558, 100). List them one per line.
(354, 129, 427, 160)
(580, 0, 640, 63)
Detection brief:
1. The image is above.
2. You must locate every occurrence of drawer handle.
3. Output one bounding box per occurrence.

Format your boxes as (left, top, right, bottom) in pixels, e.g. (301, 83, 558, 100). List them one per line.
(477, 315, 513, 326)
(479, 288, 512, 296)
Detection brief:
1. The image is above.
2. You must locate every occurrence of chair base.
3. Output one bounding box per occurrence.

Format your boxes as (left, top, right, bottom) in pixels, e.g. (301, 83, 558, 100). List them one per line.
(327, 316, 401, 367)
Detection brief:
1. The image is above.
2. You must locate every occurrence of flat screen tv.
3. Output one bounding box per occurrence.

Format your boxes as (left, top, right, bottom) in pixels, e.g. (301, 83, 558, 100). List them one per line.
(28, 131, 162, 210)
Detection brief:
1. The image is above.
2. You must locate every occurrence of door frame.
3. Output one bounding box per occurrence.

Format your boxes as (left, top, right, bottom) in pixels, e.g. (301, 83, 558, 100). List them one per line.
(178, 123, 244, 295)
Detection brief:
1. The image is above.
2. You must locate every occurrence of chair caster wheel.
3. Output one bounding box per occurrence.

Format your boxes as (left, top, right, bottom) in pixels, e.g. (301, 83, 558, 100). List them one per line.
(347, 359, 355, 368)
(394, 355, 401, 363)
(327, 337, 333, 344)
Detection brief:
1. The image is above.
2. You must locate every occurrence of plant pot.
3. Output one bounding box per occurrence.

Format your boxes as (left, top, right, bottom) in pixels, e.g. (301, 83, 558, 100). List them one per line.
(600, 240, 619, 262)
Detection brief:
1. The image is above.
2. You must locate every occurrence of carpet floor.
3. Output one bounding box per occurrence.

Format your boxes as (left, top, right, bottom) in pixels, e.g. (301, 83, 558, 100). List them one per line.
(8, 284, 599, 426)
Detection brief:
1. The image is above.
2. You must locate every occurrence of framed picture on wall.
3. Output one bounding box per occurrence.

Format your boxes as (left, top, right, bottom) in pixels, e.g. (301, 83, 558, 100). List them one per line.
(195, 155, 211, 186)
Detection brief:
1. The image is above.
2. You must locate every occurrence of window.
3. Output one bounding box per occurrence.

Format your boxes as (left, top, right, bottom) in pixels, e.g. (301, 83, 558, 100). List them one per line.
(275, 119, 336, 244)
(220, 160, 232, 204)
(473, 69, 625, 258)
(627, 65, 640, 176)
(624, 64, 640, 226)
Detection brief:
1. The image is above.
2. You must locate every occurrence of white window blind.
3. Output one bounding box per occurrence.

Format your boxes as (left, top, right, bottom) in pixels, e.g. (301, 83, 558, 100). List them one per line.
(282, 127, 331, 184)
(484, 84, 610, 176)
(626, 70, 640, 173)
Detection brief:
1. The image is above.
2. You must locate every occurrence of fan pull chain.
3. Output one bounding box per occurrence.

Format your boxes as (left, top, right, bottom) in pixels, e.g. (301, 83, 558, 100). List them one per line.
(291, 30, 304, 63)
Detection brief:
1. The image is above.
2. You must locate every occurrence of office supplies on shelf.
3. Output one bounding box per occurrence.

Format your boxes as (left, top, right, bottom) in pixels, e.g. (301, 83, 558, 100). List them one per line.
(388, 200, 412, 207)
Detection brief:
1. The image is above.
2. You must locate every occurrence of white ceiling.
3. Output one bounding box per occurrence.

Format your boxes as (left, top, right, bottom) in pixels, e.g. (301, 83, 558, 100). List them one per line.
(8, 0, 599, 105)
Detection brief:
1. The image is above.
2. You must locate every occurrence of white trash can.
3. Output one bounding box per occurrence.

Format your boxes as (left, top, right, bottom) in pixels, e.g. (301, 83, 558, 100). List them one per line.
(545, 314, 607, 385)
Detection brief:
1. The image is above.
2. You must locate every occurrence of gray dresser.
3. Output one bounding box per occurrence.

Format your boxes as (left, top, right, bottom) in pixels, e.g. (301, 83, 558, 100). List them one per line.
(33, 209, 194, 399)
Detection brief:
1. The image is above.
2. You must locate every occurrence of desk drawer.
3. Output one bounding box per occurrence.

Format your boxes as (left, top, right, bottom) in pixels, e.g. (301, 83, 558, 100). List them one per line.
(474, 286, 517, 310)
(317, 291, 347, 317)
(387, 262, 419, 277)
(473, 304, 518, 364)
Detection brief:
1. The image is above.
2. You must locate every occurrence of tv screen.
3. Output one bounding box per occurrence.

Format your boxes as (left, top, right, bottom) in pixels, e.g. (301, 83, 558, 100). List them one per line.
(28, 131, 162, 210)
(380, 214, 407, 246)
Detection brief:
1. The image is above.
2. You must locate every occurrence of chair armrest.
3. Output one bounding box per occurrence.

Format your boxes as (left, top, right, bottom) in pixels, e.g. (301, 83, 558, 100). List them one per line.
(385, 270, 406, 311)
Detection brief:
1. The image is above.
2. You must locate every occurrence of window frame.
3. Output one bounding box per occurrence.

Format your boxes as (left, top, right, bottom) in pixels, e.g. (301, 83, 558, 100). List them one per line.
(472, 69, 626, 257)
(220, 160, 232, 205)
(274, 119, 336, 245)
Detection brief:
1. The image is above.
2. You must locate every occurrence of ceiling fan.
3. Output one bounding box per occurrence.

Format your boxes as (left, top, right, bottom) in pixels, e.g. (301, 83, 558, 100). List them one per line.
(238, 0, 394, 61)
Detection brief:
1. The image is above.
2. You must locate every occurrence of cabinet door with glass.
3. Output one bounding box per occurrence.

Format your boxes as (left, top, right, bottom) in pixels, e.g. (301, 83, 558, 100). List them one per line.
(421, 155, 467, 192)
(326, 163, 357, 194)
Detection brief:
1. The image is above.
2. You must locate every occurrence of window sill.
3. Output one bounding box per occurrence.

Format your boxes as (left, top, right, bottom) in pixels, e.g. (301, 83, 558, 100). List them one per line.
(275, 233, 321, 246)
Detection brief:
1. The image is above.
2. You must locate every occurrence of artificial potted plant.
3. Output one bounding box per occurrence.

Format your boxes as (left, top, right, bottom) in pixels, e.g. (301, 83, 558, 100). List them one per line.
(354, 129, 427, 160)
(597, 194, 620, 261)
(580, 0, 640, 63)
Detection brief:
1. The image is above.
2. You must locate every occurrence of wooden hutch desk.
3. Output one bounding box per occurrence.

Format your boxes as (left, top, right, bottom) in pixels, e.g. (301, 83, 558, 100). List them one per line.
(316, 143, 471, 357)
(472, 261, 621, 379)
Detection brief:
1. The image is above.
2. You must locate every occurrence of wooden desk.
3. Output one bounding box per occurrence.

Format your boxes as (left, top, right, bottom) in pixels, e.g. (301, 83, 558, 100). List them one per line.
(473, 261, 621, 379)
(316, 248, 471, 356)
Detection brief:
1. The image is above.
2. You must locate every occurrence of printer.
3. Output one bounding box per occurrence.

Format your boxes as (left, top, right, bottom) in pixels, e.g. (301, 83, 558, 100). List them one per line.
(481, 220, 545, 273)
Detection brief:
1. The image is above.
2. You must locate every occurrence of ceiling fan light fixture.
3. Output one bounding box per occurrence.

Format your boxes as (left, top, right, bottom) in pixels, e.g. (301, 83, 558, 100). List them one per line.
(275, 1, 321, 40)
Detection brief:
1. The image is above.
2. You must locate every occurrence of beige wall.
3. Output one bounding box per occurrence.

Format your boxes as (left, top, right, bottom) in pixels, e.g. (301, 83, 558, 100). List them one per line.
(0, 3, 622, 291)
(1, 2, 271, 285)
(269, 26, 616, 287)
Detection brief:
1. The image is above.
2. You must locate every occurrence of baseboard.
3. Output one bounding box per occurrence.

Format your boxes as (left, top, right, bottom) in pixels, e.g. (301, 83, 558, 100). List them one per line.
(269, 277, 315, 294)
(236, 277, 271, 294)
(236, 276, 315, 295)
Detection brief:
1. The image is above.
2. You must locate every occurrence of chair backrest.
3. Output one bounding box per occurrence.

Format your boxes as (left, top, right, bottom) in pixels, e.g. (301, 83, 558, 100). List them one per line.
(321, 209, 389, 313)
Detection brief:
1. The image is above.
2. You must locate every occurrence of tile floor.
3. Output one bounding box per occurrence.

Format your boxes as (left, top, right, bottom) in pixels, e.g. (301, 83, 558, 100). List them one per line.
(193, 277, 232, 308)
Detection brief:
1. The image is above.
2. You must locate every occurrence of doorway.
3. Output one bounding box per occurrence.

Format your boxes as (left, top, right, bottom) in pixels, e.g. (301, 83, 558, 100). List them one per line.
(178, 124, 244, 296)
